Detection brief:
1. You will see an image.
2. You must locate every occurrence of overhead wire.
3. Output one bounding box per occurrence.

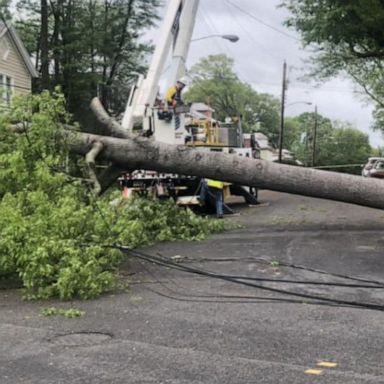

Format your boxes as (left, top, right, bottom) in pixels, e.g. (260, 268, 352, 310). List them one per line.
(222, 0, 284, 64)
(194, 1, 363, 97)
(249, 81, 362, 94)
(223, 0, 301, 43)
(220, 0, 287, 86)
(198, 3, 227, 55)
(198, 0, 254, 77)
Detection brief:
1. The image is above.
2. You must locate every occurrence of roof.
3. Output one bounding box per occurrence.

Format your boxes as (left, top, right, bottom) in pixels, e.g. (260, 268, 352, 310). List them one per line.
(191, 102, 215, 113)
(0, 21, 38, 78)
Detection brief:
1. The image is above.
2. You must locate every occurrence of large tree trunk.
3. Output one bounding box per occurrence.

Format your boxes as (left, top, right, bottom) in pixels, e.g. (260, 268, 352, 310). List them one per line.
(66, 98, 384, 210)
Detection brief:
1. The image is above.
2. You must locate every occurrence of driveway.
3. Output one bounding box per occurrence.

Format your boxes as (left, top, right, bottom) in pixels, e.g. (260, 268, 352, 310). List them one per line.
(1, 191, 384, 383)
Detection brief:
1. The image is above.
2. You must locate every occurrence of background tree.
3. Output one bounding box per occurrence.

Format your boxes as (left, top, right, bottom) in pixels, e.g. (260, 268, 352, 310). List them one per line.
(286, 112, 371, 172)
(13, 0, 160, 126)
(184, 54, 281, 144)
(281, 0, 384, 136)
(324, 122, 372, 173)
(0, 0, 11, 19)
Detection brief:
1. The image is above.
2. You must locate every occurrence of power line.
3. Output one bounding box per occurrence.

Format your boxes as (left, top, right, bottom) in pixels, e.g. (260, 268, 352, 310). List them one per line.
(182, 255, 384, 287)
(198, 2, 235, 57)
(224, 0, 301, 42)
(197, 1, 365, 97)
(114, 246, 384, 312)
(249, 80, 362, 94)
(137, 260, 321, 305)
(222, 0, 283, 63)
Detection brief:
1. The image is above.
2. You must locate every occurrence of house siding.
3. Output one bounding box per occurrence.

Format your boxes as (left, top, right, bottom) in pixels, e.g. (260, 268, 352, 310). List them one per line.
(0, 33, 32, 96)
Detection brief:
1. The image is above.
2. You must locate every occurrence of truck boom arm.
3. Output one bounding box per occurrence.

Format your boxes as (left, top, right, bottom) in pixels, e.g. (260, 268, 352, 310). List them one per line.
(122, 0, 200, 132)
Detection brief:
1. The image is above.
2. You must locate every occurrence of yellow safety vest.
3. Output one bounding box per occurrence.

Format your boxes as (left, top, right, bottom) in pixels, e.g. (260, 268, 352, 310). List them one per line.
(206, 179, 224, 189)
(165, 85, 176, 103)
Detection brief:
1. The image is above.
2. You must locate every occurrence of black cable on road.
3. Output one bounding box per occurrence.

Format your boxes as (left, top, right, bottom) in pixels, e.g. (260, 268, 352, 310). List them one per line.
(136, 258, 369, 309)
(175, 255, 384, 288)
(263, 257, 384, 287)
(116, 246, 384, 312)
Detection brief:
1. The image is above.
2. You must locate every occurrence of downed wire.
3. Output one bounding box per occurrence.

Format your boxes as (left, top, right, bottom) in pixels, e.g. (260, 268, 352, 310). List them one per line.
(178, 255, 384, 287)
(115, 245, 384, 312)
(136, 260, 373, 309)
(153, 254, 384, 289)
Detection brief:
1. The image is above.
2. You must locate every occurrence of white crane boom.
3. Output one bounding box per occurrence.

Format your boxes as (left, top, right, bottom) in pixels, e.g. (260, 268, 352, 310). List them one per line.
(122, 0, 200, 133)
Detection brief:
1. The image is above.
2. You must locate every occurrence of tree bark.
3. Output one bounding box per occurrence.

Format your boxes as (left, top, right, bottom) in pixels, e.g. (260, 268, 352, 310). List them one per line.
(85, 141, 104, 195)
(64, 99, 384, 210)
(40, 0, 50, 89)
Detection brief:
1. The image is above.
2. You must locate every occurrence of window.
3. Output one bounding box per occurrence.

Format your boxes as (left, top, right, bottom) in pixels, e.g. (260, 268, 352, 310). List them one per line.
(0, 39, 10, 61)
(0, 74, 12, 105)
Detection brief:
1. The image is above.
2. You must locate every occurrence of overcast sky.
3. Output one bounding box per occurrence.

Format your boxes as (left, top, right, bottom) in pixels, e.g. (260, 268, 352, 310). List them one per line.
(149, 0, 383, 147)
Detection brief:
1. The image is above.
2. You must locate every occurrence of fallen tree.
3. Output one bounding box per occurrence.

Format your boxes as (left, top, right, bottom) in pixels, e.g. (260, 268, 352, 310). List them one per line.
(2, 91, 383, 300)
(68, 98, 384, 210)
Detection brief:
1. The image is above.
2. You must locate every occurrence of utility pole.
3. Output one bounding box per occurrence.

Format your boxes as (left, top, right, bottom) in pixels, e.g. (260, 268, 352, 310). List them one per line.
(278, 61, 287, 163)
(312, 105, 318, 167)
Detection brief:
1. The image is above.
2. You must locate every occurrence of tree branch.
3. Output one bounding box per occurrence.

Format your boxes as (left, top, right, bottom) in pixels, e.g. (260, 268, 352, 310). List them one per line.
(85, 141, 104, 195)
(98, 164, 131, 194)
(90, 97, 131, 138)
(348, 43, 384, 59)
(349, 72, 384, 108)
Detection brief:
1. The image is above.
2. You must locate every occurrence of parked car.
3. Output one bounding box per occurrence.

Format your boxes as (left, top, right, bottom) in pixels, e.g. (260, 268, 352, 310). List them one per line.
(362, 157, 384, 177)
(368, 160, 384, 179)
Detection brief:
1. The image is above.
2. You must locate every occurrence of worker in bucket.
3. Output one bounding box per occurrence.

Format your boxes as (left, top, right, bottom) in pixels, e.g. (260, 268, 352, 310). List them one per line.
(164, 77, 188, 131)
(165, 77, 187, 108)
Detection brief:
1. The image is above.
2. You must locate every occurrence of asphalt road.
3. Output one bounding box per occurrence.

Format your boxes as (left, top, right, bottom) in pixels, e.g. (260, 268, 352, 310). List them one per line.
(1, 191, 384, 383)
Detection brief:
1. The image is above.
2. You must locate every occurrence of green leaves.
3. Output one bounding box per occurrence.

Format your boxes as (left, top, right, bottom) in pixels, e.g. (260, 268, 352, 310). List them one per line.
(40, 307, 85, 318)
(0, 91, 226, 300)
(281, 0, 384, 134)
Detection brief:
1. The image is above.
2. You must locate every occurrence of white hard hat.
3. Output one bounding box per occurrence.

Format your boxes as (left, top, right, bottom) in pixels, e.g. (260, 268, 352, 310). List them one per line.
(177, 76, 188, 86)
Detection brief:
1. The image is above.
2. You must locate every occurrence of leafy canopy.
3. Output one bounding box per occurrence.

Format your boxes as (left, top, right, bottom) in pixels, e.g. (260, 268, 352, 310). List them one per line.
(281, 0, 384, 134)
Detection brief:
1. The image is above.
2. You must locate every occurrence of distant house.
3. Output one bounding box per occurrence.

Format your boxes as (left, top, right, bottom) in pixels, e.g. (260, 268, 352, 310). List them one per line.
(0, 22, 38, 105)
(189, 102, 215, 120)
(243, 132, 276, 160)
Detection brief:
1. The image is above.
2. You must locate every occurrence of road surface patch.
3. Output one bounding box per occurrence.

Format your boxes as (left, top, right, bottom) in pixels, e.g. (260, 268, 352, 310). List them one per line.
(305, 369, 323, 375)
(317, 361, 338, 368)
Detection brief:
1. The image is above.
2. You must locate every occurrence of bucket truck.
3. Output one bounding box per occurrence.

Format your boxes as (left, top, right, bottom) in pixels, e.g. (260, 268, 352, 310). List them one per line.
(119, 0, 258, 205)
